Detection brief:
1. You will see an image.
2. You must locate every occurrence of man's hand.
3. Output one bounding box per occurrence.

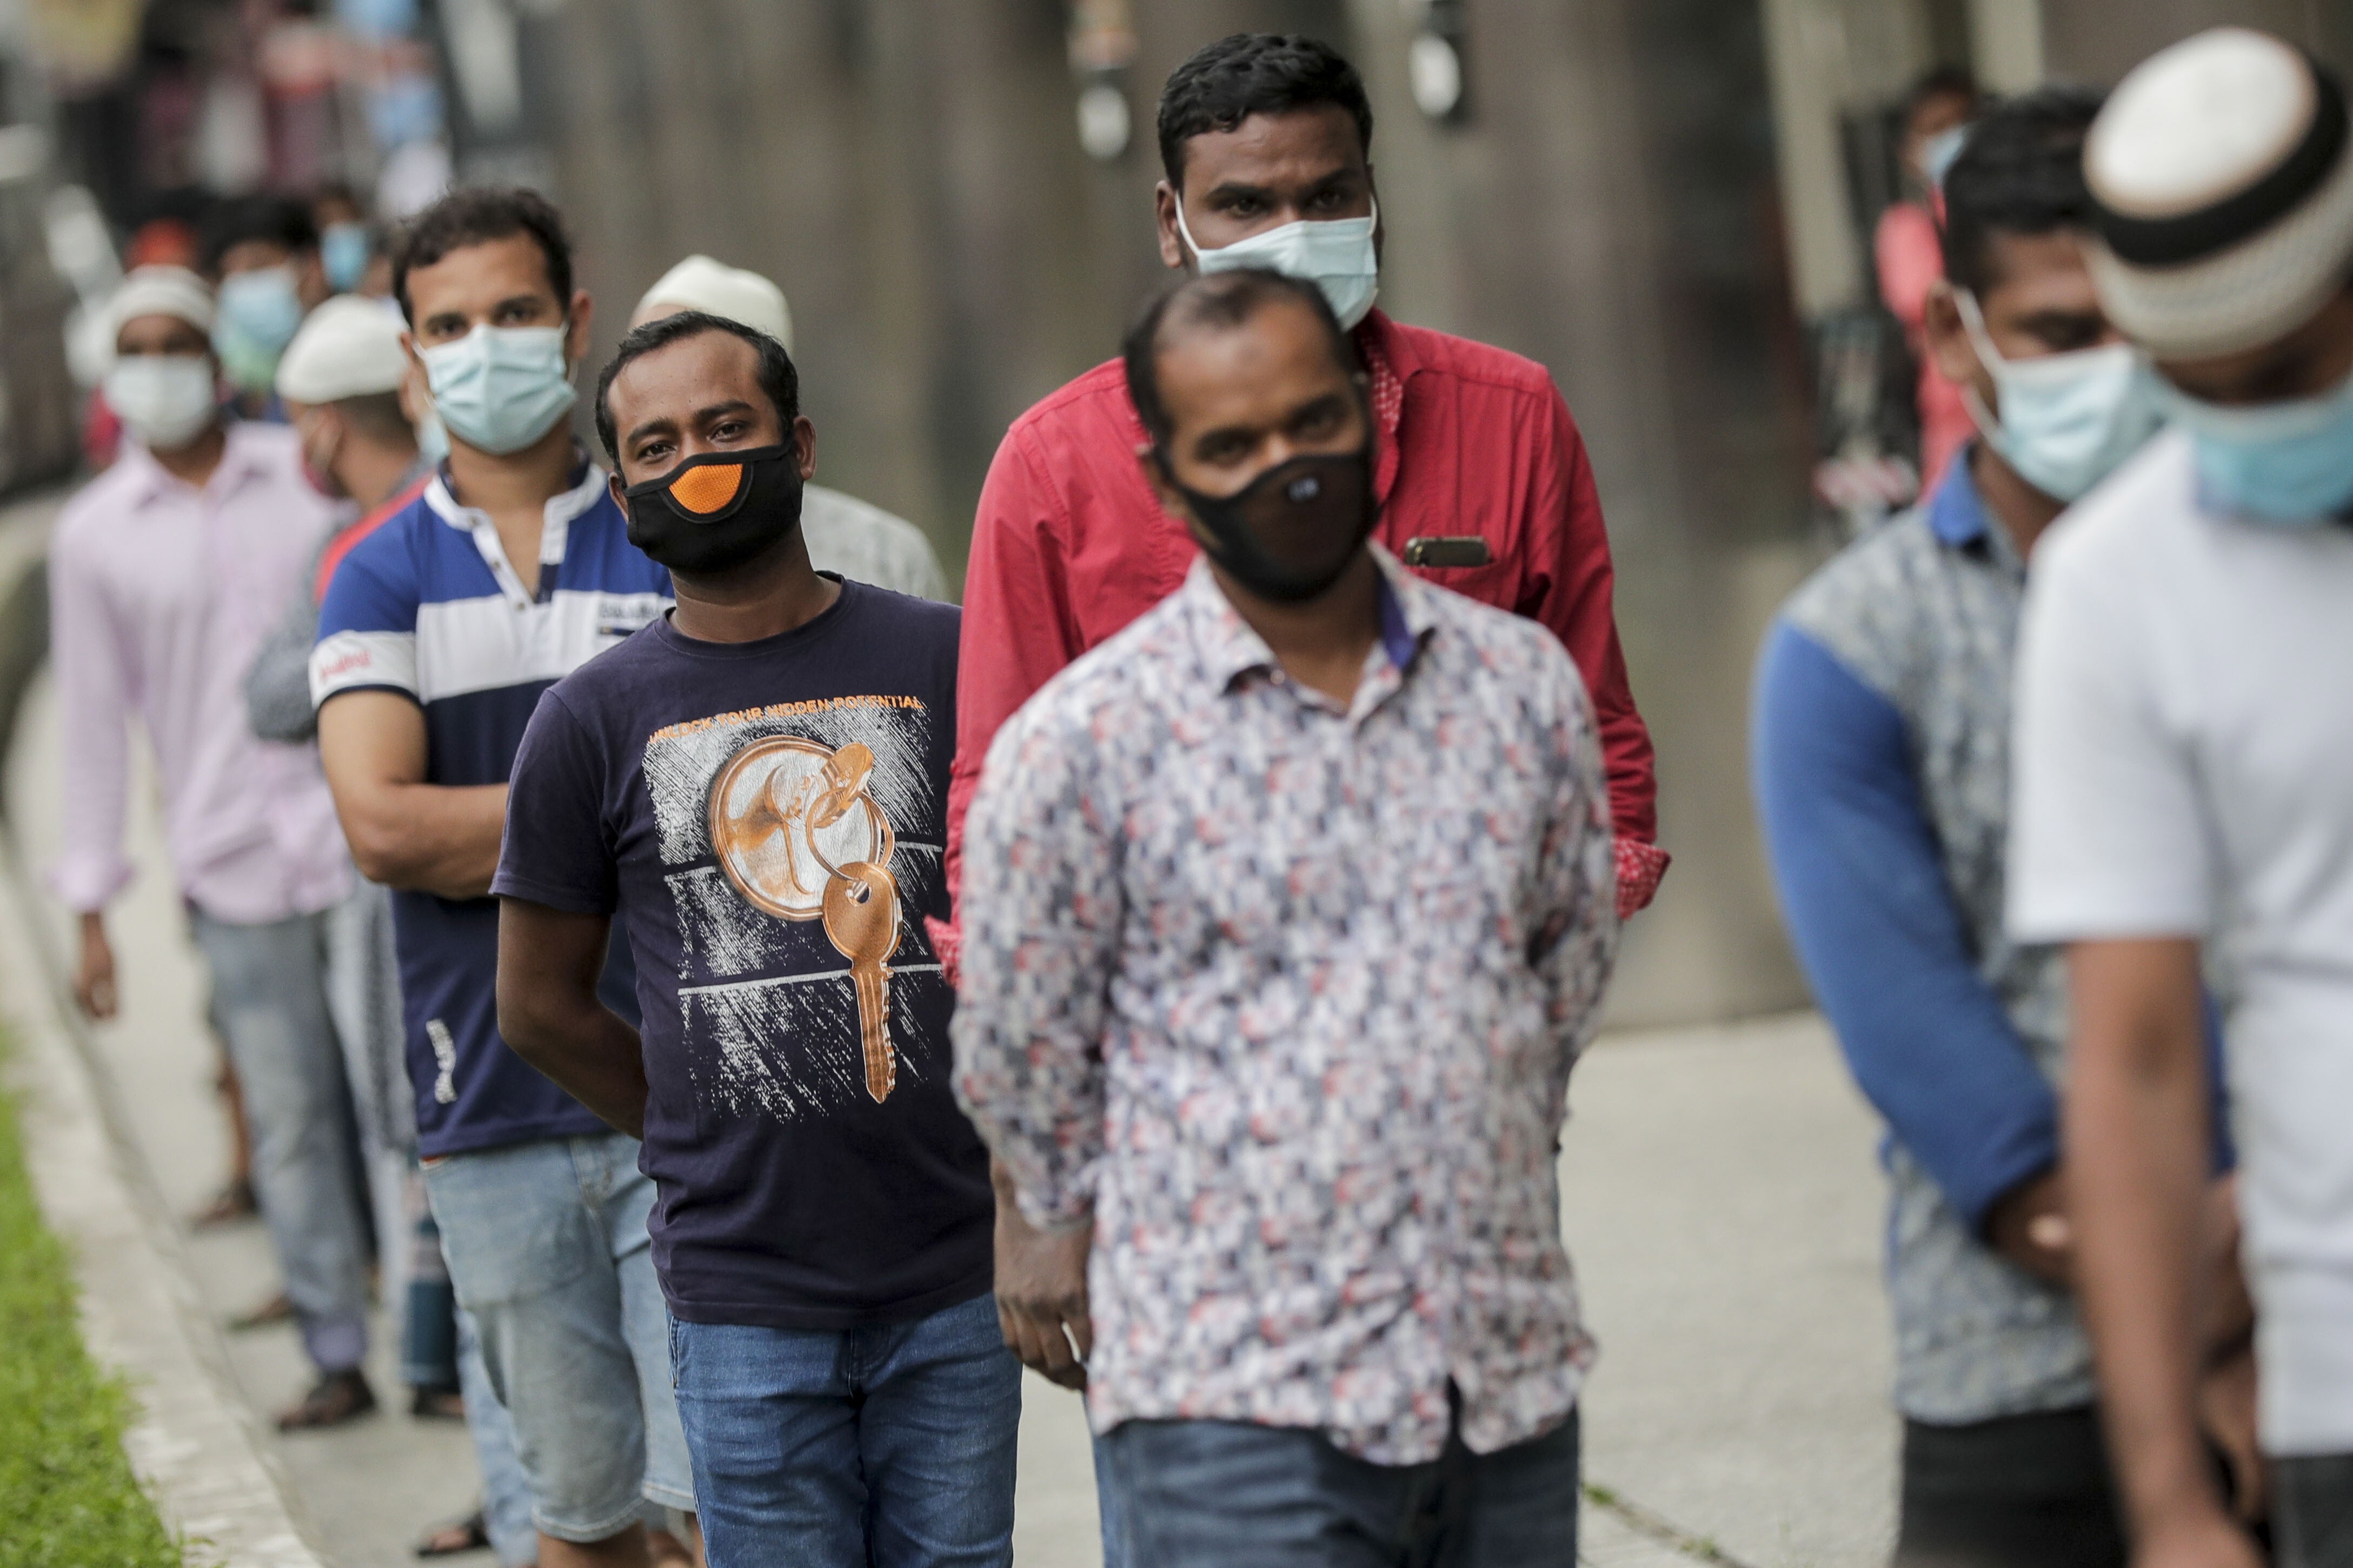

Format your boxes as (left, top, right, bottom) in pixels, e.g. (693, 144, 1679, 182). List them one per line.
(2197, 1338, 2265, 1525)
(72, 911, 117, 1019)
(992, 1159, 1092, 1390)
(2133, 1504, 2265, 1568)
(1987, 1169, 2073, 1285)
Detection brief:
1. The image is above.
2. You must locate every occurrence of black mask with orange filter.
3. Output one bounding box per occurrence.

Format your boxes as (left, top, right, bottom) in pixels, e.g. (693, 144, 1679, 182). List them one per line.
(621, 444, 805, 576)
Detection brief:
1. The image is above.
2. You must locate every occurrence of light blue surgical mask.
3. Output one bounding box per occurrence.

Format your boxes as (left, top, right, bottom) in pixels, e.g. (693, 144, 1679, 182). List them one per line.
(1957, 292, 2164, 502)
(213, 264, 305, 391)
(1176, 197, 1380, 330)
(321, 222, 370, 293)
(416, 408, 450, 466)
(1921, 124, 1970, 190)
(420, 323, 577, 457)
(2164, 365, 2353, 525)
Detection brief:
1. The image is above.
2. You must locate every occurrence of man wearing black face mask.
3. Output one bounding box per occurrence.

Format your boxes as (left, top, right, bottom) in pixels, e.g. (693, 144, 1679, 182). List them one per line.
(492, 311, 1013, 1566)
(954, 269, 1621, 1564)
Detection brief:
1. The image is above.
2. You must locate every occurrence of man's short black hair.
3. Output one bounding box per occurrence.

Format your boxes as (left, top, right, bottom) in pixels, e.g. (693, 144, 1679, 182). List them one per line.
(1904, 64, 1980, 126)
(201, 195, 318, 273)
(1938, 86, 2105, 297)
(1122, 269, 1360, 450)
(1156, 34, 1373, 191)
(393, 186, 574, 325)
(594, 310, 801, 463)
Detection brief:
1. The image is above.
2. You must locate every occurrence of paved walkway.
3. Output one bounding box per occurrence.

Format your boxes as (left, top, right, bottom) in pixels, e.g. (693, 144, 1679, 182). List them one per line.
(0, 491, 1895, 1566)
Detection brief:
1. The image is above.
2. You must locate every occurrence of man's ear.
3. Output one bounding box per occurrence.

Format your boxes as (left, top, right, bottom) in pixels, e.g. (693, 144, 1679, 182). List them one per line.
(608, 472, 628, 510)
(1923, 279, 1985, 395)
(564, 290, 595, 363)
(793, 415, 818, 482)
(1154, 182, 1187, 272)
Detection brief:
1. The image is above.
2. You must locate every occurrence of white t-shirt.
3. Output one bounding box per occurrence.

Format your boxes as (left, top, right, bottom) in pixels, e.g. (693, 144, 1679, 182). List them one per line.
(2008, 429, 2353, 1456)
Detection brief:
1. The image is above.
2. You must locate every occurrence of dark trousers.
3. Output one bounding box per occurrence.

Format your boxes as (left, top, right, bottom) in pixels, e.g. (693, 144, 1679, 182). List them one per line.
(2279, 1454, 2353, 1568)
(1895, 1407, 2125, 1568)
(1099, 1403, 1579, 1568)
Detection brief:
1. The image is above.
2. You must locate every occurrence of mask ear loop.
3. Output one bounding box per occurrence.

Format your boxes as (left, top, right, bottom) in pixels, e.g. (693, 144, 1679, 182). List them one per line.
(1952, 290, 2011, 446)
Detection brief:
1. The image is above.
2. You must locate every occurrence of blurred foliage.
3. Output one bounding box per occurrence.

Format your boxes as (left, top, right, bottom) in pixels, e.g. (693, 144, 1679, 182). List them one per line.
(0, 1027, 180, 1568)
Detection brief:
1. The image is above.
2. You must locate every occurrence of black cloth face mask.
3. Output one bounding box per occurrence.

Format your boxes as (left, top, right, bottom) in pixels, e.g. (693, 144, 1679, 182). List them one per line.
(621, 443, 805, 576)
(1164, 444, 1378, 603)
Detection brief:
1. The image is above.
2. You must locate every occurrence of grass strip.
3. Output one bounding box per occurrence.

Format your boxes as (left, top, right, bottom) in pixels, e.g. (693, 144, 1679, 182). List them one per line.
(0, 1026, 179, 1568)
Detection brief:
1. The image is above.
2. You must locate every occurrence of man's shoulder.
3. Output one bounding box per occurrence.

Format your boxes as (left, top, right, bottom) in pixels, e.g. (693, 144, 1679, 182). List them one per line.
(801, 484, 946, 597)
(225, 419, 307, 470)
(53, 458, 153, 549)
(1418, 578, 1583, 698)
(2035, 429, 2199, 592)
(1775, 509, 1958, 705)
(845, 577, 960, 642)
(1382, 317, 1558, 400)
(1005, 358, 1134, 445)
(1000, 590, 1191, 742)
(329, 487, 442, 593)
(1783, 508, 1947, 636)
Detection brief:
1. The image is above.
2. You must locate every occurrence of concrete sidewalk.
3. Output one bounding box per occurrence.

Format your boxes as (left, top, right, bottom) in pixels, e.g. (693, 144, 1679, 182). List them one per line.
(0, 495, 1896, 1566)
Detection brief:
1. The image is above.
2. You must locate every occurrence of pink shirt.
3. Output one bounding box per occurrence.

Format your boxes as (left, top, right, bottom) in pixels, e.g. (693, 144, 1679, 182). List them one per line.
(48, 422, 351, 923)
(1876, 201, 1973, 495)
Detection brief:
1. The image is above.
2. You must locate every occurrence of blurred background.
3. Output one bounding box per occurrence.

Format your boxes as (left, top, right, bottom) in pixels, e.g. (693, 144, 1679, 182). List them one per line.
(4, 0, 2349, 1031)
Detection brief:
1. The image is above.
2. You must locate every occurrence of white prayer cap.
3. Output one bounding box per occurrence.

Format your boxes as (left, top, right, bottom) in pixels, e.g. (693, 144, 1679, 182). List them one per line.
(2085, 28, 2353, 359)
(107, 265, 214, 340)
(633, 255, 794, 354)
(276, 295, 410, 404)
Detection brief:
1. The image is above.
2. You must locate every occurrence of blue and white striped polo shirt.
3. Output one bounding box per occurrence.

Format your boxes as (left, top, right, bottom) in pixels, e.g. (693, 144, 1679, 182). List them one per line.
(312, 460, 671, 1157)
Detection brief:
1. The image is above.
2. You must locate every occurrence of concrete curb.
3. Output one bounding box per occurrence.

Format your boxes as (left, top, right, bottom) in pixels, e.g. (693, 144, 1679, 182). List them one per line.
(0, 502, 330, 1568)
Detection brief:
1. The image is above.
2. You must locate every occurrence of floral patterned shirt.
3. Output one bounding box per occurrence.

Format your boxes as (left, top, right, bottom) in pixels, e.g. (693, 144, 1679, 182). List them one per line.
(952, 546, 1620, 1464)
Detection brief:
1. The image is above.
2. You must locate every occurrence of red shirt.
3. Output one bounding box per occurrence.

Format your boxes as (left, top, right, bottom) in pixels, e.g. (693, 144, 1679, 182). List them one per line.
(949, 309, 1665, 919)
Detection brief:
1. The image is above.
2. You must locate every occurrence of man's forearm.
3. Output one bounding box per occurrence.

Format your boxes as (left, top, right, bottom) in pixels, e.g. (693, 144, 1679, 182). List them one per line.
(350, 783, 507, 898)
(2065, 938, 2221, 1540)
(504, 1003, 648, 1138)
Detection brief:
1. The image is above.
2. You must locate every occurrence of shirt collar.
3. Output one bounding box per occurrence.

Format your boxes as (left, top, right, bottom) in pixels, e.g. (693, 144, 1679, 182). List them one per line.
(424, 450, 606, 541)
(1184, 541, 1437, 695)
(424, 449, 608, 606)
(1926, 444, 1990, 546)
(119, 419, 275, 505)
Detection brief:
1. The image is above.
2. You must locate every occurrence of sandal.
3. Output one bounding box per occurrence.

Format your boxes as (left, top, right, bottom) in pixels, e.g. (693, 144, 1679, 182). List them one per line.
(228, 1291, 295, 1331)
(408, 1385, 467, 1422)
(414, 1508, 491, 1558)
(277, 1368, 377, 1431)
(189, 1177, 258, 1229)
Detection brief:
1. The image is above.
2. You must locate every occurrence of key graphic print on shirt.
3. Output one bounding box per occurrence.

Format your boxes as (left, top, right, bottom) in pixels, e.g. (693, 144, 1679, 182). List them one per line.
(644, 695, 942, 1116)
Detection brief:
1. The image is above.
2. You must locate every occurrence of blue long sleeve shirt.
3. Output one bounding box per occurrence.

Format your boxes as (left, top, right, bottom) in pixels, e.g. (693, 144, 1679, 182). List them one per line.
(1753, 459, 2099, 1423)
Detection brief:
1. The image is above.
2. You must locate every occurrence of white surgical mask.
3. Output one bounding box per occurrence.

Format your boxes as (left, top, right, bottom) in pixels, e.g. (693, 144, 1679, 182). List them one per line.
(105, 355, 219, 451)
(1957, 292, 2163, 502)
(1176, 197, 1380, 330)
(421, 324, 577, 457)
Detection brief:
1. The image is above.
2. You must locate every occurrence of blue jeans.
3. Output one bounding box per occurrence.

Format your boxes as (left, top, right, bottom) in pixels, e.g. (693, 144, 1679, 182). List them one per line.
(669, 1292, 1022, 1568)
(189, 908, 371, 1374)
(423, 1133, 695, 1541)
(1098, 1403, 1581, 1567)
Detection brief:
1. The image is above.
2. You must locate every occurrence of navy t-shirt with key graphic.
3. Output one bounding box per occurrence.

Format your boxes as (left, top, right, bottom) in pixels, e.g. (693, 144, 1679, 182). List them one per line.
(491, 578, 993, 1330)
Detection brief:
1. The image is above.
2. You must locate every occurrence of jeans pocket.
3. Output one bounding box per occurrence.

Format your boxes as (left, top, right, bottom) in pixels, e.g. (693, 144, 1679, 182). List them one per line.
(422, 1146, 600, 1307)
(667, 1312, 682, 1391)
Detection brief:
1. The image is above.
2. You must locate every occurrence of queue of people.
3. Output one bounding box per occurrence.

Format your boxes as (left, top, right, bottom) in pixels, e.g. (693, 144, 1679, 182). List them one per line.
(38, 21, 2353, 1568)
